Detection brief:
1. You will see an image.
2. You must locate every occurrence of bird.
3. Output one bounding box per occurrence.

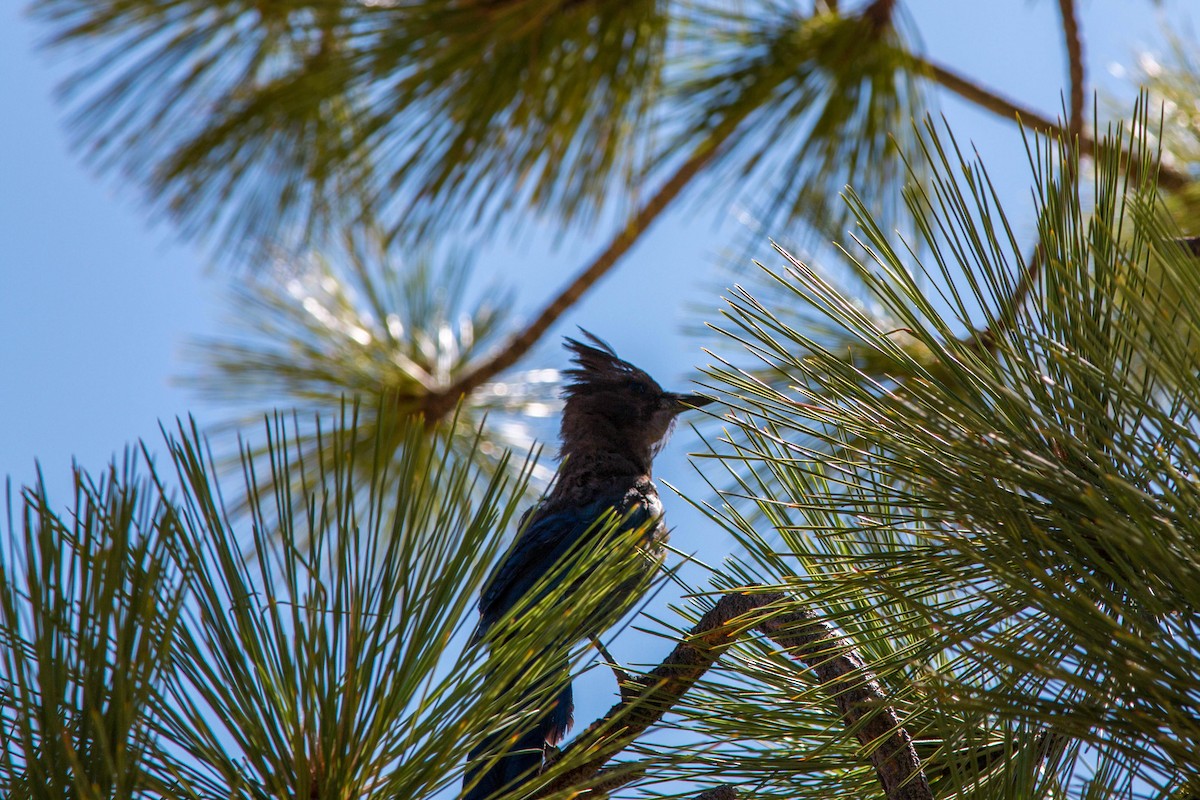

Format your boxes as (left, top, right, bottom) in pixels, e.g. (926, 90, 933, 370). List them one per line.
(462, 332, 712, 800)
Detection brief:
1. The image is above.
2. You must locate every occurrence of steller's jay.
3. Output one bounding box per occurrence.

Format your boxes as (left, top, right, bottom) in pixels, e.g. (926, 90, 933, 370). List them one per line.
(462, 332, 711, 800)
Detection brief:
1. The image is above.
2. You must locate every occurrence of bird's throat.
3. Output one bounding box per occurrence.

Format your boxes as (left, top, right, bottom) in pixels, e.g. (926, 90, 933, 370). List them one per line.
(553, 449, 653, 496)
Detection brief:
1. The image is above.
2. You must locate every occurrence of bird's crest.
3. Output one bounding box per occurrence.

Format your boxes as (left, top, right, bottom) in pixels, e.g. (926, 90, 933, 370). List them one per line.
(562, 330, 658, 398)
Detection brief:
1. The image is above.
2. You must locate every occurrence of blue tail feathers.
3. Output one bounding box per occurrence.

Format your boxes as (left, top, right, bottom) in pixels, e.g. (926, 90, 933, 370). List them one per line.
(463, 678, 573, 800)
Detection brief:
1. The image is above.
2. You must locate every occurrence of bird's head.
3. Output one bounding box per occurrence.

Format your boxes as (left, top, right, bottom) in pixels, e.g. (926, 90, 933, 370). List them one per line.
(559, 332, 712, 468)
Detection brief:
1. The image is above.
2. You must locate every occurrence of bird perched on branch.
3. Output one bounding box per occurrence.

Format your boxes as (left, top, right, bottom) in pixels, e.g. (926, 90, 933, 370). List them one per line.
(463, 332, 712, 800)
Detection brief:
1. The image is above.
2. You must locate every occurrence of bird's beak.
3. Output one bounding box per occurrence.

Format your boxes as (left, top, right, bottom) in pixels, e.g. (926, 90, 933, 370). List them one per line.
(671, 393, 715, 412)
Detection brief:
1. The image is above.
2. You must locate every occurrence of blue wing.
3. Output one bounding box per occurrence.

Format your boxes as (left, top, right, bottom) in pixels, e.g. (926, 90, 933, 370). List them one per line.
(478, 489, 661, 635)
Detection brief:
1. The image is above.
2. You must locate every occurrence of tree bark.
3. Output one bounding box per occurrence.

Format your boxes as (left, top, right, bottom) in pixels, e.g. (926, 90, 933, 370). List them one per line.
(540, 589, 932, 800)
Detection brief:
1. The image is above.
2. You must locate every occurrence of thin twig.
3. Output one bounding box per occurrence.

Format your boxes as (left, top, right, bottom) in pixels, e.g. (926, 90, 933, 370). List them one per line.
(584, 762, 649, 796)
(972, 3, 1081, 353)
(921, 726, 1069, 787)
(539, 590, 932, 800)
(964, 2, 1082, 355)
(913, 54, 1188, 192)
(915, 55, 1066, 137)
(1057, 0, 1085, 142)
(862, 0, 896, 30)
(423, 133, 728, 422)
(965, 245, 1043, 354)
(589, 634, 636, 701)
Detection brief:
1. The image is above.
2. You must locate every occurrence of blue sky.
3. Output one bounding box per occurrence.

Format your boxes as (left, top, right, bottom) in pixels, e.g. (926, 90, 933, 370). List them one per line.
(2, 1, 1187, 498)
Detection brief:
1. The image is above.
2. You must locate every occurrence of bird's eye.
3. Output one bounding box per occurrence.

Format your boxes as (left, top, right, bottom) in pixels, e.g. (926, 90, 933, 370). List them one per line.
(629, 381, 648, 395)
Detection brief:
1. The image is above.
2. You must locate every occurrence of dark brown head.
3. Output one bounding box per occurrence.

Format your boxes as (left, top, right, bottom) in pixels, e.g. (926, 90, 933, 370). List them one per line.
(559, 332, 712, 471)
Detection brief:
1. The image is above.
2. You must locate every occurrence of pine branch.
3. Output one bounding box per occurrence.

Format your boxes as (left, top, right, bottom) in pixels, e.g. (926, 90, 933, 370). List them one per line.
(971, 0, 1081, 355)
(755, 597, 931, 800)
(950, 6, 1123, 358)
(542, 589, 932, 800)
(965, 244, 1044, 354)
(913, 54, 1189, 191)
(422, 118, 733, 423)
(427, 7, 1181, 428)
(424, 1, 908, 425)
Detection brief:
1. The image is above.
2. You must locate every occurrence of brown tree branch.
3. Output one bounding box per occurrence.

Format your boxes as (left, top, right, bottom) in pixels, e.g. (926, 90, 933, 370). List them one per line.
(539, 590, 932, 800)
(578, 768, 737, 799)
(422, 131, 728, 423)
(863, 0, 897, 30)
(912, 54, 1189, 192)
(757, 599, 931, 800)
(914, 55, 1067, 137)
(965, 0, 1074, 355)
(939, 5, 1172, 358)
(1057, 0, 1085, 142)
